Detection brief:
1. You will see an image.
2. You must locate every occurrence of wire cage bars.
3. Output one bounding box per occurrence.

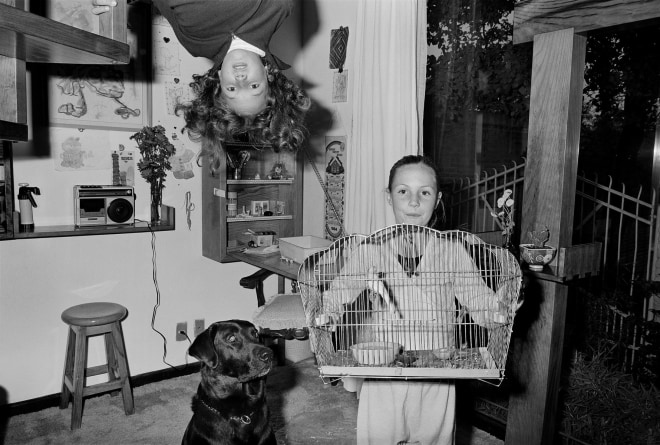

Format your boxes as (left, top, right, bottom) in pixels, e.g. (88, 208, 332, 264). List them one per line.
(297, 225, 523, 384)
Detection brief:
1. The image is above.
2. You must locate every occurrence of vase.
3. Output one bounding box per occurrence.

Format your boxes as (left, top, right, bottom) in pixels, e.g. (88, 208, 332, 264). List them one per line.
(519, 244, 557, 271)
(502, 236, 519, 259)
(150, 183, 162, 223)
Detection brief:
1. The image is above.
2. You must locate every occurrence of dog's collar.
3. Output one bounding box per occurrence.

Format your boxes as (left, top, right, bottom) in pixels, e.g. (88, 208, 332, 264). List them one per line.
(198, 397, 254, 425)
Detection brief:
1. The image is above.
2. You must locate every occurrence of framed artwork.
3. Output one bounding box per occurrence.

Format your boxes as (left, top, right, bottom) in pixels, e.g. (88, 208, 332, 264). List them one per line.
(46, 1, 151, 131)
(251, 201, 269, 216)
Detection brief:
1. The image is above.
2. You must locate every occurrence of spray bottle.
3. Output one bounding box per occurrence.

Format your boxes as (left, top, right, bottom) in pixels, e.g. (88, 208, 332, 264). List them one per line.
(17, 183, 40, 232)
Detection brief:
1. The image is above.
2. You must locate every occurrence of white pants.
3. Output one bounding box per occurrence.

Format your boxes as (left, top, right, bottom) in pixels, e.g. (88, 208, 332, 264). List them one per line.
(357, 380, 456, 445)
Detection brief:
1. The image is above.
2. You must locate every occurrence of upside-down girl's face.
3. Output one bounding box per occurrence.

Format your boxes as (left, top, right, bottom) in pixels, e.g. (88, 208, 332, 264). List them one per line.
(387, 163, 441, 226)
(219, 49, 269, 117)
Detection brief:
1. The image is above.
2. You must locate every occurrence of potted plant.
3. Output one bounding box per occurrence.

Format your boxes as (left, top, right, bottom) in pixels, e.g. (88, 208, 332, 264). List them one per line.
(519, 226, 557, 271)
(130, 125, 176, 222)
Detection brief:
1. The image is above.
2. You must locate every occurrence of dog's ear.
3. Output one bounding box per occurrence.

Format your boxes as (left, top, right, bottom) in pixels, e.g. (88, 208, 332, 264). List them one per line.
(188, 323, 219, 368)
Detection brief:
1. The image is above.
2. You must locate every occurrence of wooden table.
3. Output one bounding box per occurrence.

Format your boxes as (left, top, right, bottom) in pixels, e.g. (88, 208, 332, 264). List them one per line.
(229, 250, 301, 306)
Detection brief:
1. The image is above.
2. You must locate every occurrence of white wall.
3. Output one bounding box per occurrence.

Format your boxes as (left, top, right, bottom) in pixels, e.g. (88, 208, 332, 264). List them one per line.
(299, 0, 358, 238)
(0, 0, 357, 405)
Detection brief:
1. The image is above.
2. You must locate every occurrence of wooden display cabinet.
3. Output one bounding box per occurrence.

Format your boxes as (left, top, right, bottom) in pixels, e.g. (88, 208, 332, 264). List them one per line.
(202, 142, 303, 263)
(0, 141, 15, 239)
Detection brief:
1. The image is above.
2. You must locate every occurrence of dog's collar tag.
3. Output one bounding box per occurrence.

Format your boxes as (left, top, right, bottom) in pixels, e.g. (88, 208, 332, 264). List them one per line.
(236, 414, 252, 425)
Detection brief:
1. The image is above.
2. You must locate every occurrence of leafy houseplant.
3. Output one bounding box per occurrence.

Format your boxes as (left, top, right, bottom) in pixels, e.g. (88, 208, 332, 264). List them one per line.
(130, 125, 176, 222)
(528, 226, 550, 247)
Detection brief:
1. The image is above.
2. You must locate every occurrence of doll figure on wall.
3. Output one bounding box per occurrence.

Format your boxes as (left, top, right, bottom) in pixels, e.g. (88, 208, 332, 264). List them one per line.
(268, 162, 289, 180)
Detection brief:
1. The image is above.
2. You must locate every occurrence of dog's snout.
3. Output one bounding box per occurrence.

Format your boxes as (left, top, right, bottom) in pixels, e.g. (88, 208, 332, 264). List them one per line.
(259, 348, 273, 363)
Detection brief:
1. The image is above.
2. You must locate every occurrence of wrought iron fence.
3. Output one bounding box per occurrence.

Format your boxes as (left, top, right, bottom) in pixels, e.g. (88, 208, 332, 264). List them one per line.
(445, 159, 659, 374)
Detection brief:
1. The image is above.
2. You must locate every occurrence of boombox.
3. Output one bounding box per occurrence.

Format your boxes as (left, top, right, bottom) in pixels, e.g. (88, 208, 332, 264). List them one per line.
(74, 185, 135, 226)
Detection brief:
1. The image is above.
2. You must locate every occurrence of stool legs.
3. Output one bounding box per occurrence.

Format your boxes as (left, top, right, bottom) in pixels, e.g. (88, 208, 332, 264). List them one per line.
(60, 322, 134, 429)
(59, 329, 76, 410)
(71, 326, 88, 429)
(111, 322, 134, 415)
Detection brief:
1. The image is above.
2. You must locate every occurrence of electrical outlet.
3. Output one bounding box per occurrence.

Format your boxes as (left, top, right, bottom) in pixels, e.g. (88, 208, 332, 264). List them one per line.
(194, 319, 205, 337)
(176, 322, 187, 341)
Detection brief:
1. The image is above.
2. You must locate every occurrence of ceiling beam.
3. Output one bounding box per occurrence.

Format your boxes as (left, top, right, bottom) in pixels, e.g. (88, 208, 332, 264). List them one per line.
(514, 0, 660, 44)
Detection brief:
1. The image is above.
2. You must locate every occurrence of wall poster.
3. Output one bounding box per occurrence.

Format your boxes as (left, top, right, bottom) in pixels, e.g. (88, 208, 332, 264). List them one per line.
(46, 1, 151, 131)
(324, 136, 346, 240)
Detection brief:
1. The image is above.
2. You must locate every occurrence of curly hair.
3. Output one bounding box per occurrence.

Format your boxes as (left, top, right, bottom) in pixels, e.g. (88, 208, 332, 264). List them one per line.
(177, 62, 311, 175)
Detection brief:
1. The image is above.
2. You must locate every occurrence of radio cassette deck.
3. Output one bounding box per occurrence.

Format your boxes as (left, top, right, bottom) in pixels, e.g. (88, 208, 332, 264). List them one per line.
(74, 185, 135, 226)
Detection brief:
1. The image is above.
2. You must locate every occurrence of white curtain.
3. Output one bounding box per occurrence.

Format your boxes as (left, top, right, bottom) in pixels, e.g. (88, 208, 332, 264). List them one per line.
(345, 0, 427, 235)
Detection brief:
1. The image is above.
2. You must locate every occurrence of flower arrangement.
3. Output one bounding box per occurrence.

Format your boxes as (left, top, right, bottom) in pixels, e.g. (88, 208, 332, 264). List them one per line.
(490, 189, 515, 246)
(130, 125, 176, 221)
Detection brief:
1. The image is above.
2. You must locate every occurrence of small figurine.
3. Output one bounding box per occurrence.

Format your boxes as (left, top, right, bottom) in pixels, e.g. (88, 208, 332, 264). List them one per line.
(268, 162, 288, 180)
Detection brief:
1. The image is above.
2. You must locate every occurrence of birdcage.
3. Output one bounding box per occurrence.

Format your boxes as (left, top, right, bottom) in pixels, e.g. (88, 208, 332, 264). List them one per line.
(297, 225, 523, 385)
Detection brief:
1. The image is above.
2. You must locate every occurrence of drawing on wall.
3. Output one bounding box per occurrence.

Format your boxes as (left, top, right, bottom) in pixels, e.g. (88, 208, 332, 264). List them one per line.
(112, 146, 135, 186)
(171, 147, 196, 180)
(164, 80, 193, 115)
(332, 71, 348, 103)
(324, 136, 346, 240)
(48, 0, 99, 33)
(47, 3, 151, 131)
(154, 24, 182, 76)
(53, 128, 112, 171)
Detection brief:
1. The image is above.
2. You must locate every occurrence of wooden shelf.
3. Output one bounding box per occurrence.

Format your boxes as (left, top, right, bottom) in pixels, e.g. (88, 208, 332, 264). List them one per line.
(7, 205, 175, 240)
(227, 179, 294, 185)
(521, 242, 602, 283)
(0, 120, 28, 143)
(0, 3, 129, 65)
(228, 215, 293, 223)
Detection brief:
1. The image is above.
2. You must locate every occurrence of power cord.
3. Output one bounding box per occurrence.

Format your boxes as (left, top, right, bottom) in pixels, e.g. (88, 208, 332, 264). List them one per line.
(141, 220, 192, 369)
(179, 330, 192, 344)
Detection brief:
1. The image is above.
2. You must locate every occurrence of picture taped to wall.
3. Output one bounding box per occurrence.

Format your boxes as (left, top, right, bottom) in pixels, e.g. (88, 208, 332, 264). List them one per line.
(47, 1, 151, 131)
(325, 136, 346, 240)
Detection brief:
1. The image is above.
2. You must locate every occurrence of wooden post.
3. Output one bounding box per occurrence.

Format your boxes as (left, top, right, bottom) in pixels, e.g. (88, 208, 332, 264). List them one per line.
(0, 0, 26, 128)
(505, 28, 586, 445)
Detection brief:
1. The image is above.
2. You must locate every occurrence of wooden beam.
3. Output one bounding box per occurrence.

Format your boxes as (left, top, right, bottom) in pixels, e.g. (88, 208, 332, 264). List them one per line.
(0, 3, 129, 64)
(505, 28, 586, 445)
(514, 0, 660, 44)
(0, 54, 26, 127)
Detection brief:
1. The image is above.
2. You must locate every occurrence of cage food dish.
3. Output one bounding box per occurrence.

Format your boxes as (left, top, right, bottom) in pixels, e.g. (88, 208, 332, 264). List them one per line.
(350, 341, 401, 365)
(297, 225, 523, 384)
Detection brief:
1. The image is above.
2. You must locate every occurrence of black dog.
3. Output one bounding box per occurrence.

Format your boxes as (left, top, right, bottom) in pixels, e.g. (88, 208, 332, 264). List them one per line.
(181, 320, 277, 445)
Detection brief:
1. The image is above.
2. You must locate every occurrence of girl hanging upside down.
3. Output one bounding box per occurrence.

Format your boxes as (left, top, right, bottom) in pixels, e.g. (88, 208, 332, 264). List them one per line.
(94, 0, 311, 174)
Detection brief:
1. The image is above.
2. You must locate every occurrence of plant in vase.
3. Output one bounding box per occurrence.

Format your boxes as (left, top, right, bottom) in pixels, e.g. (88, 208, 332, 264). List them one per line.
(130, 125, 176, 222)
(490, 189, 516, 249)
(519, 225, 557, 271)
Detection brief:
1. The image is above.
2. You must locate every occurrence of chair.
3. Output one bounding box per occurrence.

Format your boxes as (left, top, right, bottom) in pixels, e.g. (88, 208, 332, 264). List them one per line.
(252, 293, 312, 364)
(59, 302, 134, 429)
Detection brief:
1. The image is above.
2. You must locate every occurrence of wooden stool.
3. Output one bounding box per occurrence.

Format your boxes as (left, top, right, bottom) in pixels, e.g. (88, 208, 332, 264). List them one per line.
(59, 302, 134, 430)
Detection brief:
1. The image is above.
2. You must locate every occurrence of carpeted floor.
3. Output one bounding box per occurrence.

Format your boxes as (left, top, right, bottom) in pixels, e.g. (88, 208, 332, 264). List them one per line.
(1, 358, 503, 445)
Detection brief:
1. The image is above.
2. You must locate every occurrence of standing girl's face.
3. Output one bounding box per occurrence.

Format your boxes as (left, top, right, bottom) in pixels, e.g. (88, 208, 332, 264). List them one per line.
(387, 163, 441, 226)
